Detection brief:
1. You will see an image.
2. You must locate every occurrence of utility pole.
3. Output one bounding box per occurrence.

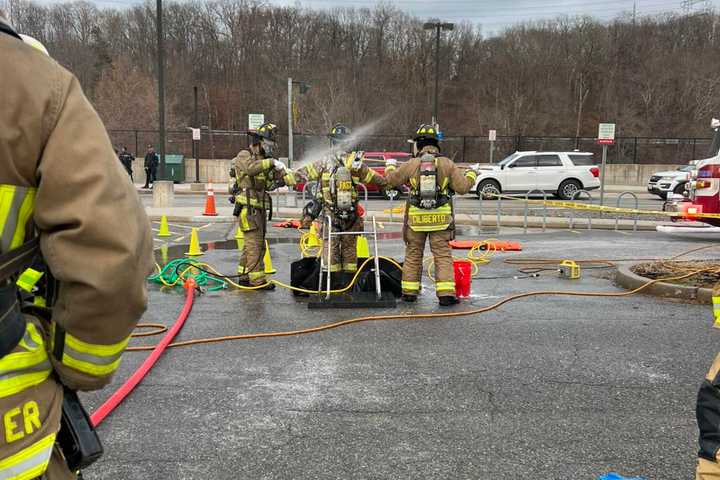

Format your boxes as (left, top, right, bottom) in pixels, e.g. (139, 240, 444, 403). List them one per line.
(288, 78, 293, 168)
(193, 85, 199, 183)
(156, 0, 166, 179)
(423, 20, 454, 126)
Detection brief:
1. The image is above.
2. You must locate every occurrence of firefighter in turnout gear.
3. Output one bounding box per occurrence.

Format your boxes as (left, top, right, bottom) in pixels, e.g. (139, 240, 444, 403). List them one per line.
(231, 122, 295, 289)
(293, 124, 386, 289)
(0, 14, 152, 479)
(385, 124, 481, 306)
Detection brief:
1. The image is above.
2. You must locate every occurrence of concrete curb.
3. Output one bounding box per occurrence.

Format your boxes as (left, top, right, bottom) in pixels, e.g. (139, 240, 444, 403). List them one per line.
(615, 264, 712, 304)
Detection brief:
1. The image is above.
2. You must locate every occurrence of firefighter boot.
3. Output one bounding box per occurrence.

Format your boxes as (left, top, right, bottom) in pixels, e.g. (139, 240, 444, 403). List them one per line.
(402, 294, 417, 303)
(438, 296, 459, 307)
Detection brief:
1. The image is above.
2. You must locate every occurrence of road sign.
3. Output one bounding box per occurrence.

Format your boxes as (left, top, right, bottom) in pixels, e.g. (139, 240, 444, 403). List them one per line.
(191, 128, 201, 141)
(248, 113, 265, 130)
(597, 123, 616, 145)
(488, 129, 496, 142)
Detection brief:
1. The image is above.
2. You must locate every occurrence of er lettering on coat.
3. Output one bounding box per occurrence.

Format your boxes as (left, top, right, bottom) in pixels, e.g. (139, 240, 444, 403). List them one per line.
(3, 401, 41, 443)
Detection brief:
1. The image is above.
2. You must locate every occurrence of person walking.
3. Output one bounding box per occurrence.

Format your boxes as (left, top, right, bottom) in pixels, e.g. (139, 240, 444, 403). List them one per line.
(143, 145, 159, 188)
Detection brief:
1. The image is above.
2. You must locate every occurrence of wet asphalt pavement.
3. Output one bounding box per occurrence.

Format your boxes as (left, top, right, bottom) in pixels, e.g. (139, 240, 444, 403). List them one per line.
(81, 226, 720, 480)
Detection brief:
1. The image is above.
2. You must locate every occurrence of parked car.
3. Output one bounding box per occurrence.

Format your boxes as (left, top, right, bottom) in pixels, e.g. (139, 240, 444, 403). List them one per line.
(647, 164, 693, 200)
(294, 151, 411, 199)
(472, 151, 600, 200)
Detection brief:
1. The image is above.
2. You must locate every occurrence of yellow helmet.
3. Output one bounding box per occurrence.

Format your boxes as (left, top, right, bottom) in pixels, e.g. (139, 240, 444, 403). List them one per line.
(19, 34, 49, 56)
(414, 123, 439, 142)
(249, 122, 278, 142)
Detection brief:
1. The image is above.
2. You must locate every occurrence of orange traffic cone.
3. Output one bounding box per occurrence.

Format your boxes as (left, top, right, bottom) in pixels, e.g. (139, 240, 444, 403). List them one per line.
(203, 183, 218, 216)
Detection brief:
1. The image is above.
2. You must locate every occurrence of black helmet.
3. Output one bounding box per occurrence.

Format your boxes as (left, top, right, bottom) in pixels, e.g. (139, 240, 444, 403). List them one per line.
(414, 123, 440, 142)
(328, 123, 351, 142)
(249, 122, 278, 142)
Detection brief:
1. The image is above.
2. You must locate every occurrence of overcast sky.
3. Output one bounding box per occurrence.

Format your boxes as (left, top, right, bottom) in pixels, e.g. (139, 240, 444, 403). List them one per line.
(40, 0, 720, 36)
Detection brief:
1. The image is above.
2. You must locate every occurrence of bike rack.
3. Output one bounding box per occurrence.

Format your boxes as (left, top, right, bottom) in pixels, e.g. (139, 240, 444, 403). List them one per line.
(496, 194, 502, 234)
(523, 189, 548, 234)
(476, 193, 483, 229)
(569, 190, 594, 230)
(615, 191, 639, 232)
(387, 189, 399, 224)
(319, 214, 382, 300)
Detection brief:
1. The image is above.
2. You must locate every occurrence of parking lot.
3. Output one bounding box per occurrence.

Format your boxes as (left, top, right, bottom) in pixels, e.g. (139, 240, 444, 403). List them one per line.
(82, 227, 719, 480)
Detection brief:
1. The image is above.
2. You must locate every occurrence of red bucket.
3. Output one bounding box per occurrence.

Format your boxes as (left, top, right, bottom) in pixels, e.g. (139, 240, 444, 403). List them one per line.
(453, 260, 472, 298)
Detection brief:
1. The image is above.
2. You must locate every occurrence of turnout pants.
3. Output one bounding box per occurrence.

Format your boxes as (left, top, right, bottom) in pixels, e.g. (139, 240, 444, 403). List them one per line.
(697, 353, 720, 479)
(0, 319, 74, 480)
(322, 215, 363, 274)
(401, 227, 455, 297)
(237, 207, 268, 286)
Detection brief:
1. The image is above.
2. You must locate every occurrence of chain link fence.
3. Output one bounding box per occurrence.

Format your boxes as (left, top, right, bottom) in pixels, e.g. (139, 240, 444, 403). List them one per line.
(108, 129, 715, 165)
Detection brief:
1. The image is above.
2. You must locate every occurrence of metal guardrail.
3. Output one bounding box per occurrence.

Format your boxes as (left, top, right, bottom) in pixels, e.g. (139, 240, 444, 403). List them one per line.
(524, 189, 548, 234)
(569, 190, 594, 230)
(615, 191, 639, 232)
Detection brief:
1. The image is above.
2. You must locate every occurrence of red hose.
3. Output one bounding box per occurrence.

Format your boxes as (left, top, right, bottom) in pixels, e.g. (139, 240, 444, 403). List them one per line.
(90, 280, 196, 427)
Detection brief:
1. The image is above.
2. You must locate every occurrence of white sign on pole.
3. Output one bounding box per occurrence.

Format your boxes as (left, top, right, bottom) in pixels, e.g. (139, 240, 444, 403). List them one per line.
(597, 123, 616, 145)
(191, 128, 201, 141)
(488, 129, 497, 142)
(248, 113, 265, 131)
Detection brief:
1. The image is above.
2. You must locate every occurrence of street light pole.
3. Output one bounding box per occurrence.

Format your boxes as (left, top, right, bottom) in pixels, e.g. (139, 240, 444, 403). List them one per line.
(156, 0, 166, 179)
(288, 77, 293, 168)
(423, 20, 454, 126)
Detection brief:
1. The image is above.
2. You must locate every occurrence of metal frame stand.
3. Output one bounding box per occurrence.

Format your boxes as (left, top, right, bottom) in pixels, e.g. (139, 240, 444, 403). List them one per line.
(309, 214, 395, 309)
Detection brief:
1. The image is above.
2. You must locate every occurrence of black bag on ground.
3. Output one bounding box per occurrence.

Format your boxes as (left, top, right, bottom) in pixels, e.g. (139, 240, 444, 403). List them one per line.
(290, 257, 403, 298)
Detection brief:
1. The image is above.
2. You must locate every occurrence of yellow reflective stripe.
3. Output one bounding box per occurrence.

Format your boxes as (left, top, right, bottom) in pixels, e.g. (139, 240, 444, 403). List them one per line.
(402, 281, 420, 290)
(410, 178, 418, 189)
(0, 185, 36, 253)
(306, 164, 318, 180)
(363, 171, 374, 183)
(321, 173, 331, 181)
(440, 177, 449, 190)
(10, 191, 35, 251)
(342, 263, 357, 272)
(237, 265, 248, 274)
(284, 174, 296, 186)
(248, 271, 265, 280)
(436, 281, 455, 292)
(16, 268, 44, 294)
(32, 297, 46, 307)
(0, 324, 51, 399)
(385, 165, 397, 172)
(240, 209, 250, 230)
(0, 432, 55, 480)
(465, 171, 477, 181)
(60, 332, 129, 377)
(324, 264, 341, 272)
(261, 159, 272, 170)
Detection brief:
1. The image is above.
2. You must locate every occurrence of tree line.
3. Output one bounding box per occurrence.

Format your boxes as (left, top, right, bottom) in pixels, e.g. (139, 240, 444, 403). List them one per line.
(5, 0, 720, 140)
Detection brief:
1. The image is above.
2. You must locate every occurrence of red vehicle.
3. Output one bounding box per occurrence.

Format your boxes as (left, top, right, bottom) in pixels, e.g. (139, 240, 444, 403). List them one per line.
(293, 151, 411, 198)
(658, 119, 720, 238)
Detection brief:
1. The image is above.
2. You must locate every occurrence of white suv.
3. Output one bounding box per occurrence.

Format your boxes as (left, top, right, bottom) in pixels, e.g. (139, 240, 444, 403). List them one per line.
(472, 151, 600, 200)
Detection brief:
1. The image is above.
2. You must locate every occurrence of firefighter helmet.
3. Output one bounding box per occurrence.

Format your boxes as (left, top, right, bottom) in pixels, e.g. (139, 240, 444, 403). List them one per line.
(328, 124, 351, 142)
(249, 122, 278, 142)
(414, 124, 439, 142)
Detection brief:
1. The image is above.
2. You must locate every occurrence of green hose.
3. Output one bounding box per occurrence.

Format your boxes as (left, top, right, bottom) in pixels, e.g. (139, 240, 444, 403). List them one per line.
(148, 259, 227, 291)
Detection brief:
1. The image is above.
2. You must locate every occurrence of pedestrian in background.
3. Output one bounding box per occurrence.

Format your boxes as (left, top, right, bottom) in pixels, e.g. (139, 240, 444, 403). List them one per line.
(118, 145, 134, 181)
(143, 145, 159, 188)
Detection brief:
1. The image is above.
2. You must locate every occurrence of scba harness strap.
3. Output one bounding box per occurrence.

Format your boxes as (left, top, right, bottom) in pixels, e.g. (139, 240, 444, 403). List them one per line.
(0, 238, 40, 358)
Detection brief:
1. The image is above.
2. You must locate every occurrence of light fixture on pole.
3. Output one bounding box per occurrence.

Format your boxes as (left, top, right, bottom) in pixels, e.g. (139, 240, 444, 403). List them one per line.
(423, 19, 454, 127)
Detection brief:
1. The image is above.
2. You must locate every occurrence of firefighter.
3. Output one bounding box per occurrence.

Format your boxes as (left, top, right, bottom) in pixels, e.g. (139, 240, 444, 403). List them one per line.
(231, 122, 295, 289)
(385, 124, 481, 306)
(696, 353, 720, 479)
(0, 14, 152, 479)
(294, 124, 387, 289)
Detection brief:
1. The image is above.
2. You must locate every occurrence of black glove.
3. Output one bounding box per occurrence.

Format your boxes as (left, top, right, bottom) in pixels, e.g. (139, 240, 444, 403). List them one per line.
(228, 195, 236, 204)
